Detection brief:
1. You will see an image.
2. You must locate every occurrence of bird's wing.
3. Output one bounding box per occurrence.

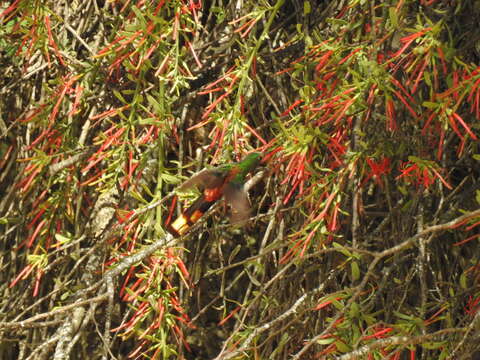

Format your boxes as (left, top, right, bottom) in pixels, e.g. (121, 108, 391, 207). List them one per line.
(223, 182, 251, 224)
(178, 168, 226, 191)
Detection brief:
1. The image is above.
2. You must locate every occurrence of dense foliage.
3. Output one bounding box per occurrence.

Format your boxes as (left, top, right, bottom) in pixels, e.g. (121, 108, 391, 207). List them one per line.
(1, 0, 480, 359)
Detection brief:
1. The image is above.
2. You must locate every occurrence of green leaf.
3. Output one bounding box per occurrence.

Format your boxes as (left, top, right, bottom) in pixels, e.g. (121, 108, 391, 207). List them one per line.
(362, 314, 376, 326)
(130, 5, 147, 27)
(316, 337, 335, 345)
(349, 301, 360, 318)
(211, 6, 226, 24)
(161, 173, 180, 184)
(335, 340, 350, 352)
(422, 101, 439, 109)
(394, 311, 415, 321)
(303, 1, 311, 15)
(331, 297, 344, 310)
(27, 254, 47, 267)
(228, 244, 242, 264)
(113, 89, 128, 104)
(139, 117, 162, 126)
(130, 189, 149, 203)
(389, 7, 398, 28)
(460, 272, 468, 289)
(351, 261, 360, 281)
(424, 70, 432, 86)
(439, 348, 449, 360)
(332, 242, 352, 258)
(422, 341, 446, 350)
(147, 94, 163, 113)
(55, 233, 72, 244)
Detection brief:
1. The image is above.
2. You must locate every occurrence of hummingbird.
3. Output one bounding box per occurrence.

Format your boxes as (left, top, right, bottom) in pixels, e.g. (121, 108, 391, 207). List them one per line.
(166, 152, 263, 237)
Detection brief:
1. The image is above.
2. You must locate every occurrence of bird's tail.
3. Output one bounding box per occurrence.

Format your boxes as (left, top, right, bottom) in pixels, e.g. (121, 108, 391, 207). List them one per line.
(166, 194, 217, 237)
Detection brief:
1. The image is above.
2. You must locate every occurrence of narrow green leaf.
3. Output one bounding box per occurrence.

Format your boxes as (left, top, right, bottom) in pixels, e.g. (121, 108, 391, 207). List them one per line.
(422, 341, 446, 350)
(131, 5, 147, 27)
(161, 173, 180, 184)
(139, 117, 162, 126)
(228, 245, 242, 264)
(349, 301, 360, 318)
(424, 70, 432, 86)
(332, 242, 352, 258)
(389, 7, 398, 28)
(394, 311, 415, 321)
(331, 297, 344, 310)
(55, 233, 71, 244)
(316, 337, 335, 345)
(147, 94, 163, 113)
(351, 261, 360, 281)
(303, 1, 311, 15)
(460, 272, 468, 289)
(113, 89, 127, 104)
(335, 340, 350, 352)
(422, 101, 439, 109)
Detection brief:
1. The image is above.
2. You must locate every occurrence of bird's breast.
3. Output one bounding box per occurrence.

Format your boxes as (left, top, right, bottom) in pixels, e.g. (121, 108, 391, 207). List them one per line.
(204, 187, 223, 202)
